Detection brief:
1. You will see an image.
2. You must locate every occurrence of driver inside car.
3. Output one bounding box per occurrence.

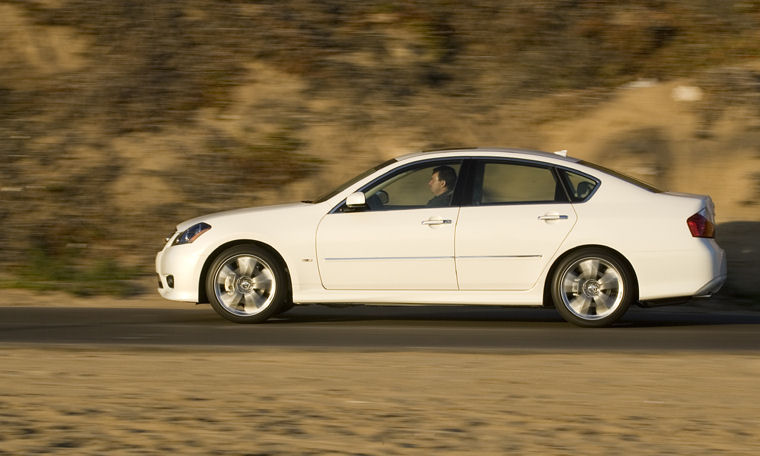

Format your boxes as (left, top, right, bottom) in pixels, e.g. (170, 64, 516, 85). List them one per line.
(426, 165, 457, 207)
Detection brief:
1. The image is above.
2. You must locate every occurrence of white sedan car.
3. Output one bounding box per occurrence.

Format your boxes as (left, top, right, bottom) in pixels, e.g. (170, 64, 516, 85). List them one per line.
(156, 148, 726, 327)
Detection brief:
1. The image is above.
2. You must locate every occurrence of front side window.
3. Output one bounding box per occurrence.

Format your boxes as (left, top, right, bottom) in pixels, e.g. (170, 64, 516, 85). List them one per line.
(474, 161, 567, 205)
(347, 160, 463, 211)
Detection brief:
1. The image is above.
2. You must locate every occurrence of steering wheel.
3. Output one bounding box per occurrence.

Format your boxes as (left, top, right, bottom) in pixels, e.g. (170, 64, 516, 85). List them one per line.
(366, 190, 389, 210)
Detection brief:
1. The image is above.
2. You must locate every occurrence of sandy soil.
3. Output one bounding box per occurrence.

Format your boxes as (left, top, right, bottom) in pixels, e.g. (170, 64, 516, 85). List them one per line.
(1, 348, 758, 455)
(2, 287, 758, 454)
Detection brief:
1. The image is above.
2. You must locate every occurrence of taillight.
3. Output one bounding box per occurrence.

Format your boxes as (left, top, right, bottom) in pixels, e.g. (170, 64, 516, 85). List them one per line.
(687, 210, 715, 238)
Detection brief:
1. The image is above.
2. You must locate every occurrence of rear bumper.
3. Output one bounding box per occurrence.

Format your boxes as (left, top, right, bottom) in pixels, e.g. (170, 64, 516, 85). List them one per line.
(633, 238, 727, 301)
(694, 239, 728, 297)
(693, 273, 727, 298)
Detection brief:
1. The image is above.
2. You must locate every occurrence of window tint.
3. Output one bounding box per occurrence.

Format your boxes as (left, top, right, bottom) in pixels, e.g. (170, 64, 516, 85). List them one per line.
(476, 161, 565, 205)
(350, 160, 462, 211)
(560, 169, 599, 202)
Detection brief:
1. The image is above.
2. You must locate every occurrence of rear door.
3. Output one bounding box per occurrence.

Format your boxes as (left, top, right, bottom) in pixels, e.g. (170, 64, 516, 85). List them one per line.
(455, 159, 577, 290)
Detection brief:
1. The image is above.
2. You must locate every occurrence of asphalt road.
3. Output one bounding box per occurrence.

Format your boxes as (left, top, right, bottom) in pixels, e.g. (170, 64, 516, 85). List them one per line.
(1, 304, 759, 351)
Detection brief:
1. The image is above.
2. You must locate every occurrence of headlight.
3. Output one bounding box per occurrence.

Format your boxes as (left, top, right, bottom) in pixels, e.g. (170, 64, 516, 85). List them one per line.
(172, 222, 212, 246)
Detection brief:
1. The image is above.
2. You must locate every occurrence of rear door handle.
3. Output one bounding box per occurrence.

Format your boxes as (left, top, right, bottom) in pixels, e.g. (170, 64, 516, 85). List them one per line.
(537, 214, 569, 221)
(421, 218, 452, 226)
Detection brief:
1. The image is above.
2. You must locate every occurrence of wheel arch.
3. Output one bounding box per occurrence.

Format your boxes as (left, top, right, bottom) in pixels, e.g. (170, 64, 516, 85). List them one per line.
(542, 244, 639, 307)
(197, 240, 292, 304)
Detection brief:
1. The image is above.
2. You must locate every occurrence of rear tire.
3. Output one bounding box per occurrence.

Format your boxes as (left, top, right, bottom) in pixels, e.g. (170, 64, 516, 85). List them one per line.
(550, 249, 635, 327)
(205, 245, 288, 323)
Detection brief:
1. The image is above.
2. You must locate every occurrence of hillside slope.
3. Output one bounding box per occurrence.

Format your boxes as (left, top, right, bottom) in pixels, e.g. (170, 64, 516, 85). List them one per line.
(1, 0, 758, 297)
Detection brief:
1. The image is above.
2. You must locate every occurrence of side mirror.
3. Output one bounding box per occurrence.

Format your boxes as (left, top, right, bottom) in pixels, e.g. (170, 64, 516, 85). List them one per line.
(345, 191, 366, 208)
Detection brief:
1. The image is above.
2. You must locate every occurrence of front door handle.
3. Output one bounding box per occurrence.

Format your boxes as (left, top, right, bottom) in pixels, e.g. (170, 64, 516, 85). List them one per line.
(421, 218, 452, 226)
(537, 213, 569, 221)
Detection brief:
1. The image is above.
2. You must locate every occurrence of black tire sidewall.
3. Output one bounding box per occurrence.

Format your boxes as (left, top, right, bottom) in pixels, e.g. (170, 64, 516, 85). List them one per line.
(205, 245, 288, 323)
(551, 249, 635, 327)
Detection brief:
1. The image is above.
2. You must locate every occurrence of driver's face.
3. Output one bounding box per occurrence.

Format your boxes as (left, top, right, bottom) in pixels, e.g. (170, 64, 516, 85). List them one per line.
(428, 171, 447, 196)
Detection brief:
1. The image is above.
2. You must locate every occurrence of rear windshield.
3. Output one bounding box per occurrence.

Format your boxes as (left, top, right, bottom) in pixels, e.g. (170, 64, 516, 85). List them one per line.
(579, 160, 663, 193)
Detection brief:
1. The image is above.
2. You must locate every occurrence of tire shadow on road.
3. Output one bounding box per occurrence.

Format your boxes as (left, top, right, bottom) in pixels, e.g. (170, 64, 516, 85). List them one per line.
(269, 304, 760, 328)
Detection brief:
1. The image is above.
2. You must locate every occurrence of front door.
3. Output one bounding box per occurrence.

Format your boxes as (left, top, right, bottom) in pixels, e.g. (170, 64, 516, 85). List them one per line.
(316, 207, 460, 290)
(316, 159, 463, 290)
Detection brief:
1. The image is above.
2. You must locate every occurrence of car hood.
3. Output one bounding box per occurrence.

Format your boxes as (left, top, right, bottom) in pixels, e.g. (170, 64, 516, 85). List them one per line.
(176, 203, 311, 232)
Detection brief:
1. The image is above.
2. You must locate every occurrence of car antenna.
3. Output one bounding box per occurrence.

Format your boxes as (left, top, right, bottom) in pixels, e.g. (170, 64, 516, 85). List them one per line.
(553, 149, 568, 157)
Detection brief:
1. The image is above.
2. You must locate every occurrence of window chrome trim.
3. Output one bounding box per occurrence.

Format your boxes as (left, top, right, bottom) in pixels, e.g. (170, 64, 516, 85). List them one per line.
(326, 154, 604, 213)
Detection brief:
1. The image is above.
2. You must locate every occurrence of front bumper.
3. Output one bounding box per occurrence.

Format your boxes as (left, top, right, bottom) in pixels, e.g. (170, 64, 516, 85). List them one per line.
(155, 246, 202, 302)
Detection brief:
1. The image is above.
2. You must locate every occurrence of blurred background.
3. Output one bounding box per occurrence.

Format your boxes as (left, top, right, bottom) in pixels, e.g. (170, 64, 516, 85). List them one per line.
(0, 0, 758, 300)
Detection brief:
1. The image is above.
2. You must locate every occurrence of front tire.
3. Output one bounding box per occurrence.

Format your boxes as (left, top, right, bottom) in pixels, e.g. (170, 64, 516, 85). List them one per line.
(205, 245, 289, 323)
(550, 249, 635, 327)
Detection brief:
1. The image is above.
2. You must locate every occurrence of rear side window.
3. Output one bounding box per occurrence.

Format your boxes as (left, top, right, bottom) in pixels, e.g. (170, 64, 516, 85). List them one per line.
(474, 161, 567, 205)
(559, 169, 599, 202)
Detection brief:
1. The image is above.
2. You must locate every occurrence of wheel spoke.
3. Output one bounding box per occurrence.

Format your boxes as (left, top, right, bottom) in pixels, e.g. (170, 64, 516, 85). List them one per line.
(598, 269, 619, 291)
(593, 293, 613, 315)
(237, 256, 257, 277)
(217, 264, 236, 285)
(243, 292, 266, 310)
(220, 290, 243, 308)
(568, 295, 593, 316)
(562, 271, 580, 294)
(253, 268, 273, 292)
(579, 259, 600, 279)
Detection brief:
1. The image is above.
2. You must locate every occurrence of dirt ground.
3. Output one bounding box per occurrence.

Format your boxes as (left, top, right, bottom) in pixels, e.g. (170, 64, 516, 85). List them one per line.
(2, 291, 759, 455)
(1, 347, 758, 455)
(1, 289, 758, 455)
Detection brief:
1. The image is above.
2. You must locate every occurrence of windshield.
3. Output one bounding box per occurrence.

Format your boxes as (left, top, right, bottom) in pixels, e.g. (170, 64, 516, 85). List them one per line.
(579, 160, 663, 193)
(307, 158, 398, 204)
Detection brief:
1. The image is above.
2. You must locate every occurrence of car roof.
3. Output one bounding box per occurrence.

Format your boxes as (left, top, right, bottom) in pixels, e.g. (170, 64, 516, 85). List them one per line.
(396, 147, 582, 164)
